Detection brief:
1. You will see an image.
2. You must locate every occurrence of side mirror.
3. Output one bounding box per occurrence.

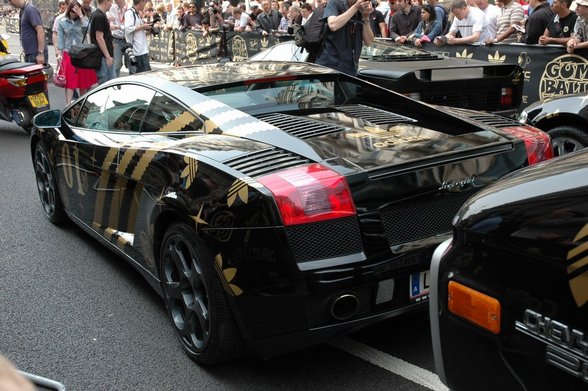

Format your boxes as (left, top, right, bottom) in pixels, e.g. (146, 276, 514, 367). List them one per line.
(33, 109, 61, 128)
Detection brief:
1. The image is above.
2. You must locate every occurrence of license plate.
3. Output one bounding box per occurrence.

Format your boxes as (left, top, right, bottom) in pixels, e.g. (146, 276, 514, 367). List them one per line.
(28, 92, 48, 108)
(409, 271, 430, 302)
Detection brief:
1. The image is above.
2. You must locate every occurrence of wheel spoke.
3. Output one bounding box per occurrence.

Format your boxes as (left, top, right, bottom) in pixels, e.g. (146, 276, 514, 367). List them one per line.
(169, 240, 191, 278)
(164, 280, 183, 300)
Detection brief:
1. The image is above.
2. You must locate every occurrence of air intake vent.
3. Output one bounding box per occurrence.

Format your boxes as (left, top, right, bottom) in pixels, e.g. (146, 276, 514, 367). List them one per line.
(335, 104, 417, 125)
(450, 108, 521, 128)
(223, 147, 309, 178)
(256, 113, 348, 139)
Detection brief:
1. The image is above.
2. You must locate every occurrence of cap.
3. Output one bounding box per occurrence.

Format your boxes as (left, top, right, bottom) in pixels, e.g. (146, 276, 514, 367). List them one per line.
(577, 0, 588, 6)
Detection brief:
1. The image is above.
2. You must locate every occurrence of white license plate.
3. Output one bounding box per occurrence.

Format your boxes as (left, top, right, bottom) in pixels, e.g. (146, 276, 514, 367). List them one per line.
(409, 271, 430, 302)
(28, 92, 48, 108)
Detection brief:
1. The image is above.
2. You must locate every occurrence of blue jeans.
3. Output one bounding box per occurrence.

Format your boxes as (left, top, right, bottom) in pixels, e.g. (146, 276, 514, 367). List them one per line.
(25, 50, 48, 64)
(133, 53, 151, 74)
(96, 57, 116, 85)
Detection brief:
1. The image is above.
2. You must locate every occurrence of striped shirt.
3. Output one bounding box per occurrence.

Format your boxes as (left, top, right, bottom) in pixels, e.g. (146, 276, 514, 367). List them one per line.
(496, 1, 524, 43)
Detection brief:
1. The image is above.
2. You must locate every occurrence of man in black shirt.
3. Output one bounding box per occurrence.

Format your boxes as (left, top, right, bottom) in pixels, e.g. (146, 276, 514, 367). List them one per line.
(388, 0, 420, 43)
(255, 0, 281, 34)
(539, 0, 577, 46)
(522, 0, 553, 43)
(91, 0, 115, 84)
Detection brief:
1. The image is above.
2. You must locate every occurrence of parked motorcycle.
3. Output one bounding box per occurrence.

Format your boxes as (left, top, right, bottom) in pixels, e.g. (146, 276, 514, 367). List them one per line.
(0, 33, 50, 133)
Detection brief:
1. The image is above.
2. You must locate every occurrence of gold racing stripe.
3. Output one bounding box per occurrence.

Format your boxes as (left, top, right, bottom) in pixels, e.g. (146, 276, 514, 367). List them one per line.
(130, 150, 157, 181)
(125, 183, 144, 238)
(158, 111, 198, 132)
(93, 148, 118, 231)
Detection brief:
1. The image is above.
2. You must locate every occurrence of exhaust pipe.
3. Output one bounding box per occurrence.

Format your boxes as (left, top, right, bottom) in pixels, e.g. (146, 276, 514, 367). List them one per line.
(330, 293, 359, 321)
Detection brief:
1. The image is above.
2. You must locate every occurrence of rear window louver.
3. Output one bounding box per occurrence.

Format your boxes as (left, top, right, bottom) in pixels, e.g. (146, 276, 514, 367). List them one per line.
(256, 113, 348, 139)
(450, 108, 521, 128)
(334, 104, 417, 125)
(223, 147, 309, 178)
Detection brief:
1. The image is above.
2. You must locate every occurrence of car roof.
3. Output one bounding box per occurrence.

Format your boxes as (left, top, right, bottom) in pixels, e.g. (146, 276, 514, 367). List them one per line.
(140, 61, 340, 90)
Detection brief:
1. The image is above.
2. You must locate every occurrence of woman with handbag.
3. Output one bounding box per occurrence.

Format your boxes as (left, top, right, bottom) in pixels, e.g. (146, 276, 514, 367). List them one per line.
(57, 1, 98, 103)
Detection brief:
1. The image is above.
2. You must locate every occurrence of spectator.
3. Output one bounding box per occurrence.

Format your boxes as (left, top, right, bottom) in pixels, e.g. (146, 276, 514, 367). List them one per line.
(539, 0, 577, 45)
(9, 0, 48, 64)
(368, 6, 388, 36)
(52, 0, 71, 59)
(278, 2, 291, 31)
(249, 4, 262, 22)
(91, 0, 115, 84)
(521, 0, 553, 43)
(233, 7, 253, 31)
(429, 0, 449, 33)
(486, 0, 525, 44)
(82, 0, 95, 15)
(185, 2, 203, 29)
(316, 0, 375, 76)
(301, 1, 326, 62)
(409, 4, 442, 45)
(271, 0, 280, 11)
(475, 0, 501, 38)
(289, 4, 303, 32)
(125, 0, 152, 73)
(436, 0, 491, 44)
(108, 0, 128, 77)
(206, 0, 225, 31)
(57, 1, 97, 102)
(389, 0, 421, 43)
(567, 0, 588, 53)
(255, 0, 282, 34)
(172, 5, 188, 30)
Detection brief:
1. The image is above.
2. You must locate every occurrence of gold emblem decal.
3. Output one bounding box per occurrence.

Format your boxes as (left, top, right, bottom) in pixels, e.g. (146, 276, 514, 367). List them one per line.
(180, 156, 198, 189)
(227, 179, 249, 207)
(567, 222, 588, 307)
(488, 51, 506, 63)
(455, 49, 472, 59)
(215, 254, 243, 296)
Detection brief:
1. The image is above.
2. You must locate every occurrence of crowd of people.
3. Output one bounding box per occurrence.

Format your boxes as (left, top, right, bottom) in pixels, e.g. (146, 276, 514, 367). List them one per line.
(3, 0, 587, 86)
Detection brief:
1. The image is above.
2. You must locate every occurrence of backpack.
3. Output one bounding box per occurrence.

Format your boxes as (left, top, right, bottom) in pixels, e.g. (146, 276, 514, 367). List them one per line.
(435, 4, 448, 34)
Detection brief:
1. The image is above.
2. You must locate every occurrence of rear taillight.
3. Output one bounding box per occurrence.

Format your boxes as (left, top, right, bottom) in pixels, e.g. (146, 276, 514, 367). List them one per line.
(502, 126, 553, 165)
(257, 164, 356, 226)
(500, 87, 513, 107)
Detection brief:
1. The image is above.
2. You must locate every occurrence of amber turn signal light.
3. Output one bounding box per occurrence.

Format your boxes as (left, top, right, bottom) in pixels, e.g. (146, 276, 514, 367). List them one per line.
(448, 281, 501, 334)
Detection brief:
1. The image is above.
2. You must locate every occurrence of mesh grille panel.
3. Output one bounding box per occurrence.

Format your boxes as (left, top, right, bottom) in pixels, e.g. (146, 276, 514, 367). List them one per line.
(381, 191, 476, 246)
(449, 108, 521, 128)
(286, 217, 363, 263)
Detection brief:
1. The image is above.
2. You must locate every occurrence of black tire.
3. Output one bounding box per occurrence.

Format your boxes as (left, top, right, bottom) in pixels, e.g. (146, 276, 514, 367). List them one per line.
(34, 142, 67, 224)
(159, 223, 243, 365)
(548, 125, 588, 157)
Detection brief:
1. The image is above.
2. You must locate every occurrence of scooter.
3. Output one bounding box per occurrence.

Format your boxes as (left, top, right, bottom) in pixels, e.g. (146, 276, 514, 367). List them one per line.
(0, 33, 50, 133)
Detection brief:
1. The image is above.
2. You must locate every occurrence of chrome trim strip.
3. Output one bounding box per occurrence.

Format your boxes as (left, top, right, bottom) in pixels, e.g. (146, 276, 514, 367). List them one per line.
(429, 238, 452, 387)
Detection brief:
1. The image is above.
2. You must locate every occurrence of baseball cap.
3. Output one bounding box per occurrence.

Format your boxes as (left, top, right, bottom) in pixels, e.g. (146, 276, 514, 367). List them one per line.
(577, 0, 588, 6)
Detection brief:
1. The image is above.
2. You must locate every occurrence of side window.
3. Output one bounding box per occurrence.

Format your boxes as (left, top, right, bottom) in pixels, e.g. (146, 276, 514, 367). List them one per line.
(63, 101, 85, 127)
(76, 87, 112, 130)
(142, 93, 204, 133)
(103, 85, 155, 132)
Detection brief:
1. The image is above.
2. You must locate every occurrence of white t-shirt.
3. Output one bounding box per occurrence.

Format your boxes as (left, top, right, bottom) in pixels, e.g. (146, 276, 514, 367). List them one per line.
(124, 7, 149, 56)
(482, 4, 501, 39)
(449, 6, 491, 43)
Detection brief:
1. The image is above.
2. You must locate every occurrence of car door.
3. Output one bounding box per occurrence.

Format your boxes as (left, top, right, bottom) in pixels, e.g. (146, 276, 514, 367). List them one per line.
(57, 84, 156, 243)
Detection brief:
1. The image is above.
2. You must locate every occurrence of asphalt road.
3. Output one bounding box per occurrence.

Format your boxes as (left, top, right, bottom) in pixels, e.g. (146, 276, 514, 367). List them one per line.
(0, 30, 444, 391)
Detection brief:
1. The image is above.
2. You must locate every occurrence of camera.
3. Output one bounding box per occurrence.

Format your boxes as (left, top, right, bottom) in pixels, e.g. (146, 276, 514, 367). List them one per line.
(124, 46, 137, 66)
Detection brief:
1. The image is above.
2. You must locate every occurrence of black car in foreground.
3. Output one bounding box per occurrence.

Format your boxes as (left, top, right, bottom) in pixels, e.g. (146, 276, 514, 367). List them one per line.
(430, 149, 588, 390)
(519, 93, 588, 156)
(251, 40, 524, 116)
(31, 61, 551, 364)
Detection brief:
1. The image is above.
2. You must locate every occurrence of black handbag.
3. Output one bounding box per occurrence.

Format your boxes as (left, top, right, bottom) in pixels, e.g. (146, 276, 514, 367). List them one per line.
(68, 14, 102, 70)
